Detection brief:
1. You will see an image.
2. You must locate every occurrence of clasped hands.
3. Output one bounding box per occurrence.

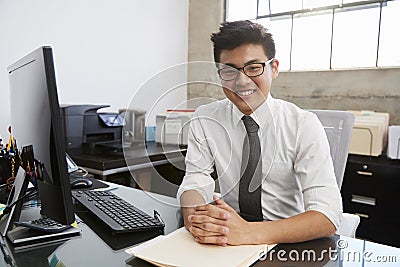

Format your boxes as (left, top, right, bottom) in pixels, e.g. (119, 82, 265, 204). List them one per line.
(187, 197, 252, 246)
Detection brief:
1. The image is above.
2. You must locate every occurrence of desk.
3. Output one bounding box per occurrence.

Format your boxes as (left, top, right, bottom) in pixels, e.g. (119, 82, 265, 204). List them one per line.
(70, 142, 186, 196)
(1, 184, 182, 266)
(1, 184, 399, 267)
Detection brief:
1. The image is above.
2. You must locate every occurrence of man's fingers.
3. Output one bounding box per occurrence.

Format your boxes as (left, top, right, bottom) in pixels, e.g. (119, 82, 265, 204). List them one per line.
(215, 204, 234, 212)
(213, 195, 224, 203)
(194, 203, 217, 211)
(192, 208, 230, 220)
(194, 203, 231, 219)
(188, 214, 228, 225)
(194, 234, 228, 246)
(189, 223, 229, 236)
(189, 226, 221, 237)
(213, 196, 236, 213)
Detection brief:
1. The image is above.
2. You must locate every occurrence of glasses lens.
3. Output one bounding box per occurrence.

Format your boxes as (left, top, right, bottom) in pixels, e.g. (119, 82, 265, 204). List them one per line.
(244, 63, 264, 77)
(219, 67, 239, 81)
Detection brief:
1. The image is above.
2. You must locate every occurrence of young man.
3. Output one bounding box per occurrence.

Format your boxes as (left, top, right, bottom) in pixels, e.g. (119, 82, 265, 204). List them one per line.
(177, 20, 342, 246)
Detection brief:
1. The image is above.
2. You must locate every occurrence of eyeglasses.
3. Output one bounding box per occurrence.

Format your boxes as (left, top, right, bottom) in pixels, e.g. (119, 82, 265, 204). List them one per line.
(217, 58, 274, 81)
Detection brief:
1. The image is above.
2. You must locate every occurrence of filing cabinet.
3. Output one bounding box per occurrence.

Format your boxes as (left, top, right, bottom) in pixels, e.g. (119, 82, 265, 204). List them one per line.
(341, 154, 400, 247)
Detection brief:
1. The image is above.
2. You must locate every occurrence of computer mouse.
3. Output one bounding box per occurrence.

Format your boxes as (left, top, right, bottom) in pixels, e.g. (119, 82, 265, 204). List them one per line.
(70, 178, 93, 189)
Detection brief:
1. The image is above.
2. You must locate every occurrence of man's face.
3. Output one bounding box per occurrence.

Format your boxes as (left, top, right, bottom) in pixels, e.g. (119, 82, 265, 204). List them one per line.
(218, 44, 279, 115)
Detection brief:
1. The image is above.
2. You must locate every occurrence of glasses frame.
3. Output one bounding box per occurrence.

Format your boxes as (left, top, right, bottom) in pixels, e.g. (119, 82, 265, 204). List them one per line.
(217, 58, 275, 81)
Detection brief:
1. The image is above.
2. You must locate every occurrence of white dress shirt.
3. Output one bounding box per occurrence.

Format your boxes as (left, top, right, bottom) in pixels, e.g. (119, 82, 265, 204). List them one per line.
(177, 95, 343, 229)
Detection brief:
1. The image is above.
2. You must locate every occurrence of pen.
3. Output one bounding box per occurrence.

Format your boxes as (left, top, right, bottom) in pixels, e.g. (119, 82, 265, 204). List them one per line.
(0, 235, 13, 265)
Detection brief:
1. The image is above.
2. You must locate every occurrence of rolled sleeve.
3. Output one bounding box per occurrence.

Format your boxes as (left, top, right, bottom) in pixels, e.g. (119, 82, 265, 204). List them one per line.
(303, 185, 343, 230)
(177, 111, 216, 205)
(295, 112, 343, 230)
(177, 174, 215, 205)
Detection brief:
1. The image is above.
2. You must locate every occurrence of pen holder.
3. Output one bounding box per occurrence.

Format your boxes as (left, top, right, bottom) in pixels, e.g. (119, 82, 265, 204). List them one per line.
(0, 153, 20, 203)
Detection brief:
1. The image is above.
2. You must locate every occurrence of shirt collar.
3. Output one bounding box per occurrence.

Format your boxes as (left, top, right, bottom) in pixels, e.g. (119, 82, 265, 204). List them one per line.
(232, 93, 274, 130)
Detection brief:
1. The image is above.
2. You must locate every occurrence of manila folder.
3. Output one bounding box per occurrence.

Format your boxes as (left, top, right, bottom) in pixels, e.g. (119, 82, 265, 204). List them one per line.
(125, 227, 276, 267)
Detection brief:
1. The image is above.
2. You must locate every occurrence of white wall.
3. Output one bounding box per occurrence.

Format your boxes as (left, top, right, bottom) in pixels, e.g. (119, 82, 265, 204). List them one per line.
(0, 0, 188, 138)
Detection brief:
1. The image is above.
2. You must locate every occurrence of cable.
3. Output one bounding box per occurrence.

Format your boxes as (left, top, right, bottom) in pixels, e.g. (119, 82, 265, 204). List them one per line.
(77, 167, 89, 177)
(0, 189, 38, 220)
(0, 181, 14, 190)
(0, 235, 13, 266)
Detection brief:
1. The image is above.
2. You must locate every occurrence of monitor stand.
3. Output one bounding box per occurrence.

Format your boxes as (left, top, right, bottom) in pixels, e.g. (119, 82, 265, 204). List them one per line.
(0, 167, 29, 237)
(0, 167, 80, 250)
(6, 207, 80, 251)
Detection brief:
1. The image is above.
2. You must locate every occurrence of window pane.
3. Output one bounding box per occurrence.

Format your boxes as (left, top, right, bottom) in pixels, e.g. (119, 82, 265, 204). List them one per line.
(259, 17, 292, 70)
(378, 1, 400, 67)
(258, 0, 269, 16)
(292, 11, 333, 70)
(270, 0, 302, 14)
(226, 0, 258, 21)
(331, 5, 380, 68)
(303, 0, 341, 9)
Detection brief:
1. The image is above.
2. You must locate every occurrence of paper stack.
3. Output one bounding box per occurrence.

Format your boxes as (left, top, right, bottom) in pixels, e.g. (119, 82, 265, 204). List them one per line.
(347, 110, 389, 157)
(156, 110, 194, 146)
(125, 227, 276, 267)
(387, 125, 400, 160)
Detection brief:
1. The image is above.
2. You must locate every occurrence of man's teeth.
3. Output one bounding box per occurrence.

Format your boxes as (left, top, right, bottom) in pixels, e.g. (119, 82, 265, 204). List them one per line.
(235, 90, 255, 96)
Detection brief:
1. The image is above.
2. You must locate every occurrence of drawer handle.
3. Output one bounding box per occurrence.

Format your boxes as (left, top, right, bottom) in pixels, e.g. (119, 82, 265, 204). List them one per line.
(351, 194, 376, 206)
(355, 213, 369, 219)
(356, 171, 373, 176)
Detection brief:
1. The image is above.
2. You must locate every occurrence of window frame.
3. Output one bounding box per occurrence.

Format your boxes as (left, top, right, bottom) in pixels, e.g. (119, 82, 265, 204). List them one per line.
(225, 0, 398, 70)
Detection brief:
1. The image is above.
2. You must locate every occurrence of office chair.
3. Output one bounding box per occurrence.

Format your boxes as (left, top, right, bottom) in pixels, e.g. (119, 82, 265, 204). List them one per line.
(308, 109, 360, 238)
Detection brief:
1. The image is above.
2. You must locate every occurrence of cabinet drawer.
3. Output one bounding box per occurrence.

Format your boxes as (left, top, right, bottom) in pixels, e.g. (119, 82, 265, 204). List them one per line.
(343, 155, 400, 247)
(345, 160, 400, 180)
(343, 192, 400, 220)
(356, 216, 374, 238)
(343, 199, 378, 219)
(342, 164, 378, 195)
(357, 219, 400, 247)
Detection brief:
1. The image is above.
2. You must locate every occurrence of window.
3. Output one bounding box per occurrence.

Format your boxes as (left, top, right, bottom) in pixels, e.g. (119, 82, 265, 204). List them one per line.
(226, 0, 400, 70)
(332, 4, 381, 68)
(378, 0, 400, 66)
(258, 16, 292, 70)
(269, 0, 302, 14)
(226, 0, 257, 21)
(291, 11, 333, 70)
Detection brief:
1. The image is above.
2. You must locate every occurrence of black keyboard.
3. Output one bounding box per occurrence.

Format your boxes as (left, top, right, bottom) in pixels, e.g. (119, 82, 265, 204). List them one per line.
(14, 217, 72, 233)
(72, 190, 164, 233)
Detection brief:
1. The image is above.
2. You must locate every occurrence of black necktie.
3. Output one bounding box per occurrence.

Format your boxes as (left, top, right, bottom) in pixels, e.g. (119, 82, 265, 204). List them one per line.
(239, 115, 263, 221)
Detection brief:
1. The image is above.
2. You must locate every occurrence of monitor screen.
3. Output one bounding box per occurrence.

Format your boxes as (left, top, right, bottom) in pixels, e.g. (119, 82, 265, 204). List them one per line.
(8, 46, 75, 225)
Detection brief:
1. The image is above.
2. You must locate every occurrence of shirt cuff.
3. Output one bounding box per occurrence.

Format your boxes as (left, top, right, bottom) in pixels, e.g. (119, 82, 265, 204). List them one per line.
(177, 174, 215, 207)
(304, 186, 343, 230)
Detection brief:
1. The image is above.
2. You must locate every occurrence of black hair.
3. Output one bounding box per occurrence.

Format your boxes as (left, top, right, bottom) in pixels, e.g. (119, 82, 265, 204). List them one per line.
(210, 20, 276, 63)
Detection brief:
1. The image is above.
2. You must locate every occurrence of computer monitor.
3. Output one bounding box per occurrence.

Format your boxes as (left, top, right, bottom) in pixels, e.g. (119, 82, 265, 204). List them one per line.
(7, 46, 75, 225)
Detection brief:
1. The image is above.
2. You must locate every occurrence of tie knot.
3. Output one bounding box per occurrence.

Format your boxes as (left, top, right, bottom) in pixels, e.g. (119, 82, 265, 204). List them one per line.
(242, 116, 259, 133)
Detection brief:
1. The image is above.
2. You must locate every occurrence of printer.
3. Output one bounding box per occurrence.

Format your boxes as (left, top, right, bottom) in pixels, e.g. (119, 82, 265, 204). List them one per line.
(61, 104, 127, 154)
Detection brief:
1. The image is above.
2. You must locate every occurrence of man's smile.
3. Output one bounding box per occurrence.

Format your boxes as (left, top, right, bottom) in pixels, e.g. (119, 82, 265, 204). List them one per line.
(233, 89, 257, 97)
